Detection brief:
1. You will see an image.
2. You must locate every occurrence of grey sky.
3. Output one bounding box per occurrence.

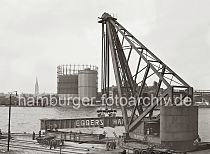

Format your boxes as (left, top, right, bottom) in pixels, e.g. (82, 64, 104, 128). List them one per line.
(0, 0, 210, 93)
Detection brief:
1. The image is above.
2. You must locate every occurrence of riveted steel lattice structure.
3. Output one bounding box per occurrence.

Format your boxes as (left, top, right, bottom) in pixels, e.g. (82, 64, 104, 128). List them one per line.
(98, 13, 193, 135)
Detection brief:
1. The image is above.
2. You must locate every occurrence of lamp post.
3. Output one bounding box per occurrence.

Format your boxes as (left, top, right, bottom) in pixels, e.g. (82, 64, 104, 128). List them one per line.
(7, 91, 17, 151)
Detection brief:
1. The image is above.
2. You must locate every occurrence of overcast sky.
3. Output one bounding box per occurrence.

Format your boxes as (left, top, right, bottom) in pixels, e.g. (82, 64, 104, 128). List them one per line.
(0, 0, 210, 93)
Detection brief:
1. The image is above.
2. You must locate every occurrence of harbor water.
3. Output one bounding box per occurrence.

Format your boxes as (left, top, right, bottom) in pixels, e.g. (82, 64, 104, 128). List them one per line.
(0, 107, 209, 142)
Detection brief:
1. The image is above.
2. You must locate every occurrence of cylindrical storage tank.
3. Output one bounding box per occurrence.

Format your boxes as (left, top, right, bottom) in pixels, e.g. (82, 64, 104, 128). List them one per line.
(57, 74, 78, 96)
(57, 64, 79, 102)
(160, 106, 198, 151)
(78, 68, 98, 100)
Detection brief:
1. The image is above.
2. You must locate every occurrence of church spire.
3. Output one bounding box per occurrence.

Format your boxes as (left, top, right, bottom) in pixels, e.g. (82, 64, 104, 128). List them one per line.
(35, 77, 39, 96)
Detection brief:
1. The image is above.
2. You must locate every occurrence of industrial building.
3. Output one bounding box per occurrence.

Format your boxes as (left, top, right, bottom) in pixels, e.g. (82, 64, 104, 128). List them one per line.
(57, 64, 98, 102)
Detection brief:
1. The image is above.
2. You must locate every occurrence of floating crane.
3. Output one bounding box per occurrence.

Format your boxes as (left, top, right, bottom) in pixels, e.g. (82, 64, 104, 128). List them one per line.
(98, 13, 199, 152)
